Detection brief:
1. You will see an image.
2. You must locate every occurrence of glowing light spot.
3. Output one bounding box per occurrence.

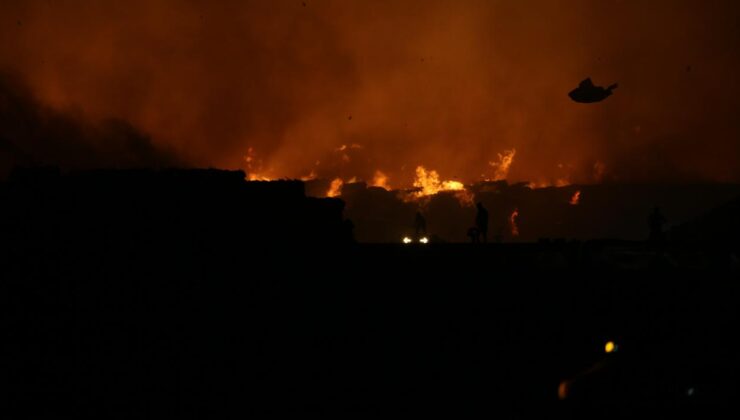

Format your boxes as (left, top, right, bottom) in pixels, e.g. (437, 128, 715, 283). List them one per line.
(419, 237, 429, 244)
(687, 387, 695, 397)
(402, 237, 412, 244)
(605, 341, 617, 353)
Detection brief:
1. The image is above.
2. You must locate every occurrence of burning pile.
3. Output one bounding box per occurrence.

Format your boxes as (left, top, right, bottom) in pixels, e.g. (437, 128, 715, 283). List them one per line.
(403, 166, 474, 207)
(412, 166, 465, 196)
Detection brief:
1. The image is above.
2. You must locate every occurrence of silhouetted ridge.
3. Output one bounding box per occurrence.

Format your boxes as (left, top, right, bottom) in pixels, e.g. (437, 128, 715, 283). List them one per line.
(0, 168, 353, 254)
(671, 194, 740, 242)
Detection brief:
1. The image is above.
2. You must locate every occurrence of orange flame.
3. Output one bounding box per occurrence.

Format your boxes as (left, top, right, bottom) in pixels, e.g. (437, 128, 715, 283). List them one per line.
(527, 179, 570, 189)
(244, 147, 274, 181)
(569, 190, 581, 205)
(510, 208, 520, 237)
(413, 166, 465, 196)
(399, 166, 472, 207)
(326, 178, 343, 197)
(371, 170, 391, 190)
(527, 181, 551, 189)
(246, 173, 274, 181)
(489, 149, 516, 180)
(300, 170, 317, 181)
(555, 178, 570, 187)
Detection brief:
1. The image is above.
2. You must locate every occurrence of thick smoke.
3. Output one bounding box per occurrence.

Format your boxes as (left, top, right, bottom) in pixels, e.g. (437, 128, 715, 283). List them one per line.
(2, 0, 740, 184)
(0, 73, 180, 176)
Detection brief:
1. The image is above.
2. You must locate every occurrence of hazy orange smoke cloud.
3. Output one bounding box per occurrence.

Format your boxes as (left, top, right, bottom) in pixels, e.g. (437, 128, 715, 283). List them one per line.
(2, 0, 740, 184)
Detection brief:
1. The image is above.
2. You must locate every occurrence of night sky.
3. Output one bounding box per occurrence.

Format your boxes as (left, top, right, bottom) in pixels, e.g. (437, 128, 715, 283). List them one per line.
(3, 0, 740, 185)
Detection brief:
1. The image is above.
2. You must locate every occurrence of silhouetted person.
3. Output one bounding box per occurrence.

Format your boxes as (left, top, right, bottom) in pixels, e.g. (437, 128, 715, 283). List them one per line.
(569, 78, 618, 103)
(648, 206, 667, 243)
(414, 211, 427, 239)
(467, 227, 480, 244)
(475, 202, 489, 243)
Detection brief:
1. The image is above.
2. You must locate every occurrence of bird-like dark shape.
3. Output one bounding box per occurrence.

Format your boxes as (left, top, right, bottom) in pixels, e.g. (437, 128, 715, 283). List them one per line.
(568, 78, 618, 103)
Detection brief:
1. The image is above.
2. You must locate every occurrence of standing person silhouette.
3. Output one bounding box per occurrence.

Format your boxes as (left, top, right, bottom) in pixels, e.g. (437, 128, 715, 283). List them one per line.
(475, 202, 489, 243)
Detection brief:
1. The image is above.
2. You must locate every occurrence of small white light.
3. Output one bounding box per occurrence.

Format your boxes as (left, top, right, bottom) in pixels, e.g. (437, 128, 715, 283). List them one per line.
(687, 387, 695, 397)
(402, 237, 412, 244)
(419, 237, 429, 244)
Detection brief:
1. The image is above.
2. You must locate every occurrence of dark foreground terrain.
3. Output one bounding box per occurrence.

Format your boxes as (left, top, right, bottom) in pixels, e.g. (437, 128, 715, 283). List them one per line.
(3, 169, 739, 417)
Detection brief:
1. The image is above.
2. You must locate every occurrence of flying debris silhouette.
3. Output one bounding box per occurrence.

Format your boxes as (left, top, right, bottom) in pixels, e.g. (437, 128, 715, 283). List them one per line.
(568, 78, 618, 103)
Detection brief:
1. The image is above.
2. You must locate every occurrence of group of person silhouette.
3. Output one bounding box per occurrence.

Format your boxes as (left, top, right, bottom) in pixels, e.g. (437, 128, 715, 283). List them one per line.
(413, 202, 490, 244)
(411, 203, 667, 244)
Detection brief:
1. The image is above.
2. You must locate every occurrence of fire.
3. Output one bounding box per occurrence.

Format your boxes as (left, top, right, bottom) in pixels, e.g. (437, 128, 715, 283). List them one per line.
(401, 166, 473, 207)
(555, 178, 570, 187)
(246, 173, 273, 181)
(510, 208, 520, 237)
(300, 170, 317, 181)
(413, 166, 465, 196)
(529, 179, 571, 189)
(244, 147, 274, 181)
(527, 181, 551, 189)
(489, 149, 516, 180)
(569, 190, 581, 205)
(326, 178, 343, 197)
(371, 170, 391, 190)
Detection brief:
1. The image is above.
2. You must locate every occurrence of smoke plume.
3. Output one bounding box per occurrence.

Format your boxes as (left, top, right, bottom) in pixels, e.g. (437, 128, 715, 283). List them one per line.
(3, 0, 740, 184)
